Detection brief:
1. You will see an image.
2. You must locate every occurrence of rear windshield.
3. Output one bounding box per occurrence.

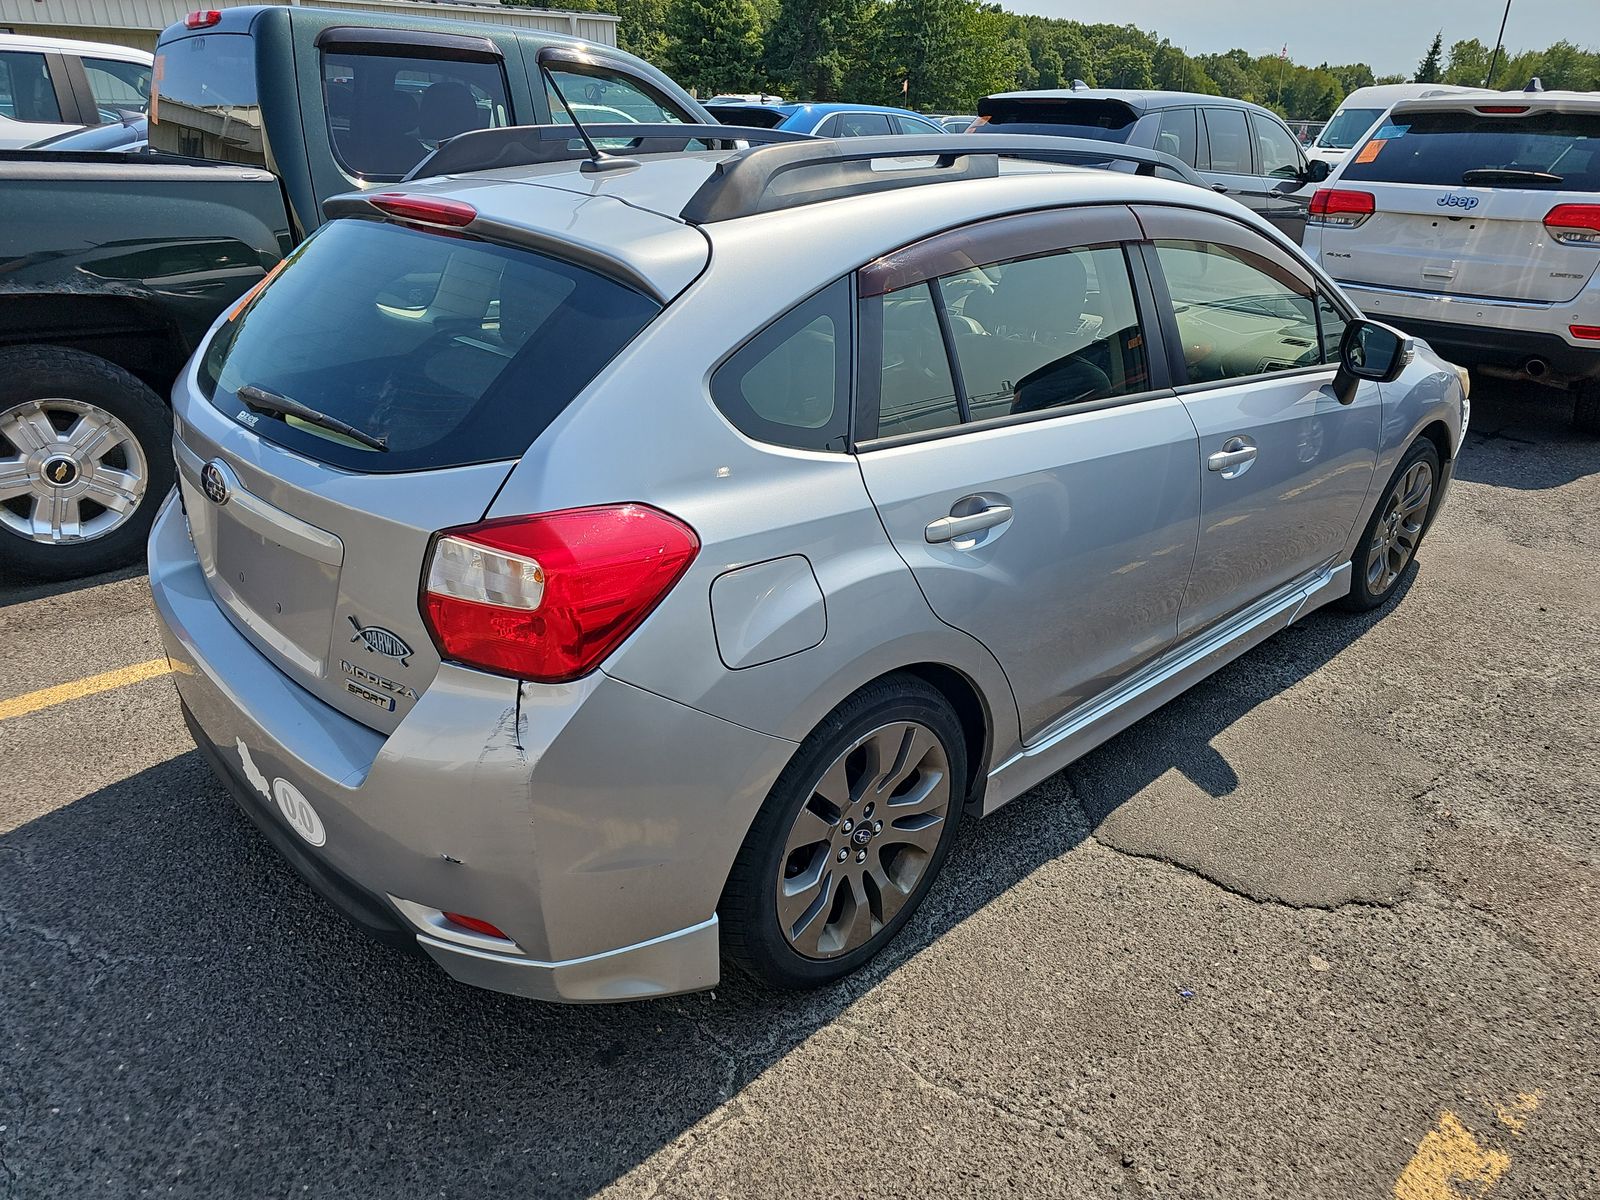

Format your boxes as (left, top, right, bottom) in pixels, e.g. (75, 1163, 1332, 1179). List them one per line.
(149, 33, 262, 165)
(200, 219, 661, 473)
(707, 104, 787, 128)
(1340, 109, 1600, 190)
(1316, 107, 1383, 150)
(977, 98, 1138, 142)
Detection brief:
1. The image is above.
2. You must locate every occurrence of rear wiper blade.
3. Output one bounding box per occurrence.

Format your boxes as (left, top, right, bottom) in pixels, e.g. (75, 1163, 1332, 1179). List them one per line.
(1460, 167, 1563, 186)
(237, 384, 389, 452)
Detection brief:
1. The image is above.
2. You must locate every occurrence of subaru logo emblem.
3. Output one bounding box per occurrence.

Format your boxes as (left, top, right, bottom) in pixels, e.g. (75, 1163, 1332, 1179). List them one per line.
(852, 826, 873, 846)
(348, 615, 413, 665)
(200, 461, 230, 506)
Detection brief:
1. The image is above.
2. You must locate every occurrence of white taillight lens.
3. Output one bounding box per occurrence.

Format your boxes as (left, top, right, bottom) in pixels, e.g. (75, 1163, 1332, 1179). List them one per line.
(426, 535, 545, 610)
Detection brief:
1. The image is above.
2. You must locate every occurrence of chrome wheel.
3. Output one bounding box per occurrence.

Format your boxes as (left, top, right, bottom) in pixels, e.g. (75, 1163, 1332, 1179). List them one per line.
(1366, 458, 1433, 596)
(0, 398, 148, 544)
(775, 720, 952, 959)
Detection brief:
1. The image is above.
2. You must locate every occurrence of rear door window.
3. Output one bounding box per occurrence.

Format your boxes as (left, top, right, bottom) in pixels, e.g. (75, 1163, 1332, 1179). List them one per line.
(0, 50, 61, 123)
(148, 33, 262, 164)
(893, 114, 942, 135)
(837, 112, 892, 137)
(323, 49, 510, 180)
(1154, 107, 1199, 167)
(200, 219, 661, 473)
(1339, 109, 1600, 190)
(1202, 108, 1253, 174)
(82, 57, 151, 120)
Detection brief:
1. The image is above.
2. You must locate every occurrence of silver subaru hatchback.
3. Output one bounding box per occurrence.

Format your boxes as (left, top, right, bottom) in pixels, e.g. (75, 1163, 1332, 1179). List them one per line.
(149, 133, 1467, 1002)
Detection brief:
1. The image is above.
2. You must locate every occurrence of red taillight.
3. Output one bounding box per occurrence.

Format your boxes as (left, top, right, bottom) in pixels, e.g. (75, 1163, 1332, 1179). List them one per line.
(1308, 188, 1375, 227)
(1475, 105, 1530, 114)
(1572, 325, 1600, 342)
(442, 912, 510, 939)
(1544, 204, 1600, 247)
(184, 9, 221, 27)
(421, 504, 699, 683)
(367, 193, 477, 228)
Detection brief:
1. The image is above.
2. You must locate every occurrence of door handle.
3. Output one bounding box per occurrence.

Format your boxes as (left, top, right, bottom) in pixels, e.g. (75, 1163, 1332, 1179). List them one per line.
(925, 504, 1013, 543)
(1207, 437, 1258, 475)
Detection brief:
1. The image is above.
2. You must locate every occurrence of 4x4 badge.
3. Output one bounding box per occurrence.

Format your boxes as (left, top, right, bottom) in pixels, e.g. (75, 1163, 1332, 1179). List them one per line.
(348, 615, 413, 664)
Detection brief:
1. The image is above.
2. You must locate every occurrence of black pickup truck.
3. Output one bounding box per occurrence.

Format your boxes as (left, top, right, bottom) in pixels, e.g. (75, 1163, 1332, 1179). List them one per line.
(0, 4, 708, 581)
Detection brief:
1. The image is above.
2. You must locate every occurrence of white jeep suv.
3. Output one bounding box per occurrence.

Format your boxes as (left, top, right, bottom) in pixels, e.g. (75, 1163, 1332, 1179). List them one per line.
(1304, 90, 1600, 433)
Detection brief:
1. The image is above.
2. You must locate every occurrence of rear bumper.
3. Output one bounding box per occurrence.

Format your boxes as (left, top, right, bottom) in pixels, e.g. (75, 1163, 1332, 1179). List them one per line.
(148, 491, 796, 1003)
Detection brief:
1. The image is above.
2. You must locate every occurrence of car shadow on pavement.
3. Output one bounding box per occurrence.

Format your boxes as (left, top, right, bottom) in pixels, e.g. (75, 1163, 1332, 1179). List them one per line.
(1454, 379, 1600, 491)
(0, 582, 1405, 1198)
(0, 562, 144, 610)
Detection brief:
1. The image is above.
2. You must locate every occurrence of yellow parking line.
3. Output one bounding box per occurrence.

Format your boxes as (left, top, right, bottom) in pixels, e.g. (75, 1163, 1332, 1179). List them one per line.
(1394, 1093, 1543, 1200)
(0, 658, 171, 722)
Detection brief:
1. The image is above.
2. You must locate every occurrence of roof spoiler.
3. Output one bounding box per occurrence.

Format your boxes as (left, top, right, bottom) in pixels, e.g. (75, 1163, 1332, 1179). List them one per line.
(405, 123, 813, 182)
(678, 134, 1200, 224)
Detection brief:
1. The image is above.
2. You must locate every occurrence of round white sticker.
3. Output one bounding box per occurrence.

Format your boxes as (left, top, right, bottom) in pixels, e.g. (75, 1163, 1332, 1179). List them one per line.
(272, 777, 327, 847)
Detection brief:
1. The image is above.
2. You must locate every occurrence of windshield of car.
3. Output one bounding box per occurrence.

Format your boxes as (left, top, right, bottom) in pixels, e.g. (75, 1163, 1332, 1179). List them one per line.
(1316, 107, 1384, 150)
(976, 98, 1138, 143)
(1339, 108, 1600, 189)
(200, 219, 661, 473)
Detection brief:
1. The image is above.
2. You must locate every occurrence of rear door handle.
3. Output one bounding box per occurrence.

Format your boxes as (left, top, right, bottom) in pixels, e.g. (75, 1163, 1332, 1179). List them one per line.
(1207, 437, 1258, 476)
(925, 504, 1013, 543)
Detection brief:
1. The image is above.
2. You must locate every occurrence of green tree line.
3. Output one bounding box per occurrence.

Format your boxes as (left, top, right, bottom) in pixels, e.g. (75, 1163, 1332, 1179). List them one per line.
(508, 0, 1599, 119)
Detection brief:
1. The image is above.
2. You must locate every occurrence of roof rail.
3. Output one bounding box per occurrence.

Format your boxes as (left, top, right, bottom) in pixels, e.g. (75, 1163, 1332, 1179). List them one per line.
(406, 123, 812, 182)
(678, 134, 1202, 224)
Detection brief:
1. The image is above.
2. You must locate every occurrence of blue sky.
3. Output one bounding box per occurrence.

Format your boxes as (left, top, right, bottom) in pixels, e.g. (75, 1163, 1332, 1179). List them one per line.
(1012, 0, 1599, 77)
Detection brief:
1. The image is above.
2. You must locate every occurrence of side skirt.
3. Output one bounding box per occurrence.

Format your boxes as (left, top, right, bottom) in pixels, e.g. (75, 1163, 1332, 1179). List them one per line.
(980, 561, 1352, 816)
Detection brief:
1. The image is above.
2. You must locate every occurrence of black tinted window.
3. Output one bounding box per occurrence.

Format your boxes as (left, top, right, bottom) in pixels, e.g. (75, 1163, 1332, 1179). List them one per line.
(1155, 107, 1198, 166)
(979, 98, 1137, 142)
(838, 112, 892, 137)
(201, 219, 660, 473)
(1339, 109, 1600, 190)
(323, 50, 509, 180)
(711, 279, 851, 451)
(149, 34, 261, 164)
(0, 51, 60, 123)
(1203, 108, 1252, 174)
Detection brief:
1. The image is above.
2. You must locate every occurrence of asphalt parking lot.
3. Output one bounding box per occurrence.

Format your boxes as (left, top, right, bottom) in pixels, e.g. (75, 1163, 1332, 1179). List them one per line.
(1, 377, 1597, 1200)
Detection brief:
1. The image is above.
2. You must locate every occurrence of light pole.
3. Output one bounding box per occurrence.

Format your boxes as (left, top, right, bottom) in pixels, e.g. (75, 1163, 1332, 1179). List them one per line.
(1485, 0, 1513, 87)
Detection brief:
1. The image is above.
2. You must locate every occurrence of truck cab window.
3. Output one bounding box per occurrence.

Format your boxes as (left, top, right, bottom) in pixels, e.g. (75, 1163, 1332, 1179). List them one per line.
(322, 50, 510, 181)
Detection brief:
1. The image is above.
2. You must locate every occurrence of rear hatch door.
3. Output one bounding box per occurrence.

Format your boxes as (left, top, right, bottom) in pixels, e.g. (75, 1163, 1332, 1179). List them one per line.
(173, 210, 667, 733)
(1330, 101, 1600, 302)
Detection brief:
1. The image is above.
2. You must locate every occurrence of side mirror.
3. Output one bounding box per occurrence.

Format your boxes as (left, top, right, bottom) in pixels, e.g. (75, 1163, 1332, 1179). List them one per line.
(1302, 158, 1331, 184)
(1334, 319, 1414, 404)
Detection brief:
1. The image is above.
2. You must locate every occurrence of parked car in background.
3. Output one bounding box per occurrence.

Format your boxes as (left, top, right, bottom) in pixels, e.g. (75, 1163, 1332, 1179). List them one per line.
(972, 89, 1332, 242)
(937, 114, 976, 134)
(1306, 89, 1600, 433)
(705, 92, 784, 105)
(0, 33, 151, 147)
(1304, 84, 1480, 168)
(28, 113, 148, 151)
(0, 4, 711, 582)
(705, 100, 945, 137)
(150, 130, 1464, 1004)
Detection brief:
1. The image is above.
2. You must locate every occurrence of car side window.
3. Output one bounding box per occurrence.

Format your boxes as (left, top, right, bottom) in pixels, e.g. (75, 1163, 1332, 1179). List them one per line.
(0, 51, 61, 123)
(82, 57, 152, 121)
(1154, 106, 1198, 167)
(893, 114, 941, 135)
(875, 283, 963, 437)
(1153, 239, 1322, 384)
(322, 49, 511, 181)
(1253, 114, 1304, 180)
(710, 278, 852, 452)
(1316, 293, 1349, 364)
(544, 65, 691, 126)
(838, 112, 892, 137)
(815, 113, 840, 137)
(1202, 108, 1252, 175)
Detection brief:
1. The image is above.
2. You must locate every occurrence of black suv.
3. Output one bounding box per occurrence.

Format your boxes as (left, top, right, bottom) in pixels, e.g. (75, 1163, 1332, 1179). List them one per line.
(974, 89, 1330, 241)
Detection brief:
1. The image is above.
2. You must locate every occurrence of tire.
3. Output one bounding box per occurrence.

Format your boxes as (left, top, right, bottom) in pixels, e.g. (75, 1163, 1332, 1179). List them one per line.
(720, 674, 968, 990)
(0, 346, 173, 583)
(1575, 383, 1600, 438)
(1339, 437, 1442, 612)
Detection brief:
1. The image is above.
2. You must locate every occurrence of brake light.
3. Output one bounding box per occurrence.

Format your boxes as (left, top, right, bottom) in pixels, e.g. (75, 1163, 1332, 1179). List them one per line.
(1308, 188, 1375, 227)
(184, 9, 221, 27)
(1544, 204, 1600, 247)
(421, 505, 699, 682)
(1572, 325, 1600, 342)
(442, 912, 510, 940)
(368, 193, 477, 228)
(1475, 105, 1530, 114)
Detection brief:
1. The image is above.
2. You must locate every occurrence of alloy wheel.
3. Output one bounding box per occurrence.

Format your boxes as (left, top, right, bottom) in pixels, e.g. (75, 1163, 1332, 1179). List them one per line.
(775, 720, 952, 959)
(1366, 458, 1433, 596)
(0, 398, 148, 544)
